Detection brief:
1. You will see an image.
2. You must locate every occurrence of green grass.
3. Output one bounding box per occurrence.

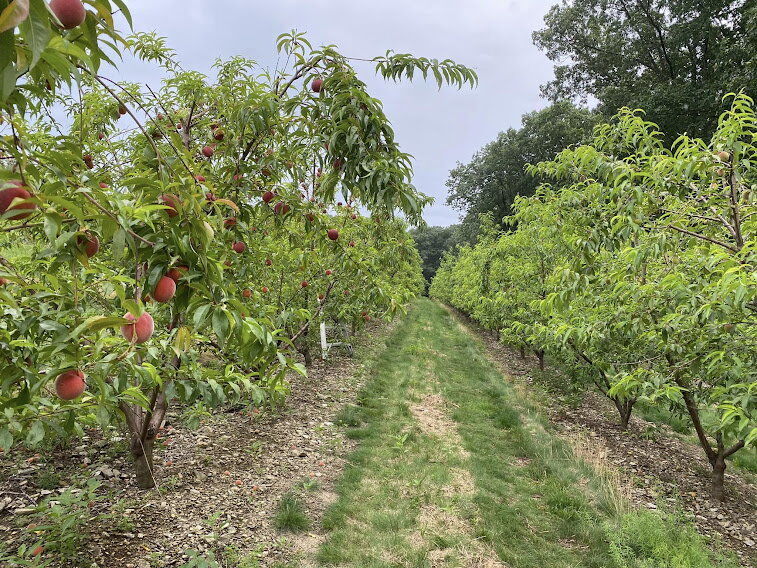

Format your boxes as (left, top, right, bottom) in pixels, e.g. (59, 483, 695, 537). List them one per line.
(313, 298, 739, 568)
(275, 493, 311, 532)
(608, 510, 741, 568)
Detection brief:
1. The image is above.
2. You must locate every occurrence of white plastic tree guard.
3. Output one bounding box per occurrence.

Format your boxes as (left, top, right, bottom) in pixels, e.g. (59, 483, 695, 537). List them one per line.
(320, 321, 353, 359)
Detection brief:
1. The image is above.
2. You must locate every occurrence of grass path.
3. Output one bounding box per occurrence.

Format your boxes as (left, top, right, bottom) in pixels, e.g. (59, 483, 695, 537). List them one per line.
(287, 298, 740, 568)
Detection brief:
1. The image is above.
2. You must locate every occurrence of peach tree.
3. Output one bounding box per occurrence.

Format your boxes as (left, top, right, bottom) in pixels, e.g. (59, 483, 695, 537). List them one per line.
(529, 95, 756, 499)
(0, 6, 476, 489)
(432, 94, 755, 500)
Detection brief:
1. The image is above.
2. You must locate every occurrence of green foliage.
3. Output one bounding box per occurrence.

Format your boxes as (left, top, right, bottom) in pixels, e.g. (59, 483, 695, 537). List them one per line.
(0, 21, 474, 489)
(0, 478, 104, 566)
(446, 101, 599, 239)
(0, 0, 133, 112)
(409, 224, 461, 285)
(431, 94, 757, 498)
(373, 51, 478, 89)
(534, 0, 755, 139)
(178, 550, 222, 568)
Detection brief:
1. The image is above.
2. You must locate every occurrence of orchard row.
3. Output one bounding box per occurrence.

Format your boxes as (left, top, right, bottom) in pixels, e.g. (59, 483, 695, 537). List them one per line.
(0, 2, 476, 488)
(431, 95, 756, 501)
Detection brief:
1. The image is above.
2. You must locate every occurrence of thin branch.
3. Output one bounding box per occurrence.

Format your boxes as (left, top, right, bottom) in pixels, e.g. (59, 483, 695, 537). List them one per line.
(289, 280, 336, 344)
(79, 192, 155, 247)
(663, 224, 739, 253)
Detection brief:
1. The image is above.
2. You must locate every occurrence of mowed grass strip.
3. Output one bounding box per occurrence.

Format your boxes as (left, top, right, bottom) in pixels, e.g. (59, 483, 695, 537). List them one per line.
(314, 298, 740, 568)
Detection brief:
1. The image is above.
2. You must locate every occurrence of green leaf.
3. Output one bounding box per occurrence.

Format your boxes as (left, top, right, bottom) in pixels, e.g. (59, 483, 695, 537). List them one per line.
(0, 28, 13, 70)
(18, 0, 49, 68)
(96, 406, 110, 428)
(212, 308, 229, 346)
(0, 427, 12, 451)
(193, 304, 212, 329)
(43, 212, 62, 243)
(70, 315, 130, 339)
(110, 0, 132, 28)
(26, 420, 43, 446)
(112, 227, 125, 261)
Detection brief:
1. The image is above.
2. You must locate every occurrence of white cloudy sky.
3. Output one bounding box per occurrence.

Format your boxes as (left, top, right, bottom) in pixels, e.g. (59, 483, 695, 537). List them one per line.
(115, 0, 559, 226)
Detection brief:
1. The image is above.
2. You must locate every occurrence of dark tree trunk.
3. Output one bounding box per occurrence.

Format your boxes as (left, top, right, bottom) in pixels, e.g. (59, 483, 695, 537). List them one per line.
(296, 326, 313, 367)
(536, 350, 545, 371)
(611, 397, 635, 431)
(677, 384, 744, 501)
(301, 342, 312, 367)
(120, 388, 170, 490)
(116, 314, 180, 490)
(519, 346, 526, 358)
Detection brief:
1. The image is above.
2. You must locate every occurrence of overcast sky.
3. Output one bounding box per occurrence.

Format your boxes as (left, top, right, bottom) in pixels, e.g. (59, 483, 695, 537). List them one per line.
(116, 0, 559, 226)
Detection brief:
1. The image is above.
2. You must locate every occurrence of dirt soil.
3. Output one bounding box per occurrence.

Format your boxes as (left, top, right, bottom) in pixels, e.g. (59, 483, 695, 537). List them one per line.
(447, 306, 756, 567)
(0, 319, 398, 568)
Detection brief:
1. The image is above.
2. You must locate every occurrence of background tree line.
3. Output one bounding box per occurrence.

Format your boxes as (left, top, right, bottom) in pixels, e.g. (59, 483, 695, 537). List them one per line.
(415, 0, 756, 281)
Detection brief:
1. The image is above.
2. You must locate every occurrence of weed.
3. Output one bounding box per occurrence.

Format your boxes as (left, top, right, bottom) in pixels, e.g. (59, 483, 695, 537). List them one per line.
(296, 477, 321, 492)
(336, 404, 364, 427)
(35, 469, 61, 490)
(0, 479, 105, 566)
(274, 493, 311, 532)
(108, 497, 138, 533)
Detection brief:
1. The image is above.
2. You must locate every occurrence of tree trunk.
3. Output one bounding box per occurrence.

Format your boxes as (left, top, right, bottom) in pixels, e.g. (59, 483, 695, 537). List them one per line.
(712, 454, 726, 502)
(677, 385, 745, 502)
(536, 350, 545, 371)
(519, 346, 525, 359)
(121, 388, 170, 490)
(612, 398, 634, 431)
(131, 435, 156, 489)
(300, 342, 312, 367)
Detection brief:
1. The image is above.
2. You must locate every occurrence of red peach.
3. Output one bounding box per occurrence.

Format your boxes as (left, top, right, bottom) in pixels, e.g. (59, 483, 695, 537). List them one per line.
(153, 276, 176, 303)
(50, 0, 86, 29)
(166, 266, 188, 282)
(0, 181, 36, 220)
(77, 233, 100, 258)
(159, 194, 180, 217)
(55, 369, 86, 400)
(121, 312, 154, 344)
